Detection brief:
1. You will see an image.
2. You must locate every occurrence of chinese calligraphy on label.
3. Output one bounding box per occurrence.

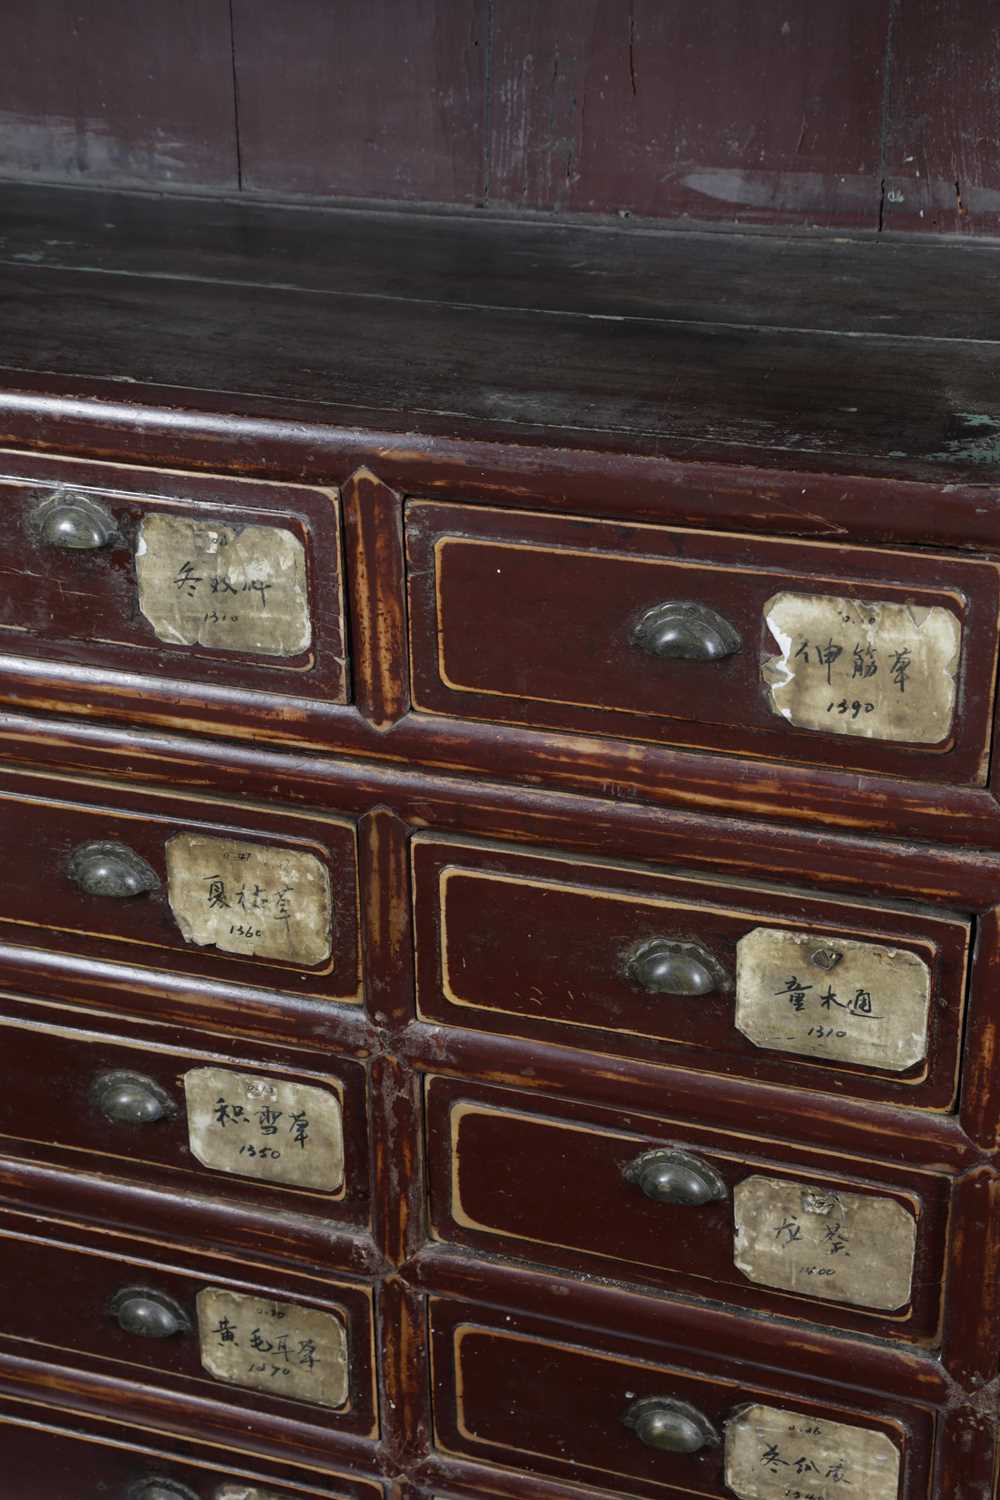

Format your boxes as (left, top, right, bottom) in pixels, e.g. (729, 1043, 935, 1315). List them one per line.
(166, 834, 332, 964)
(733, 1176, 916, 1311)
(735, 927, 931, 1073)
(136, 513, 312, 657)
(184, 1067, 344, 1191)
(197, 1288, 349, 1409)
(762, 592, 961, 743)
(724, 1404, 900, 1500)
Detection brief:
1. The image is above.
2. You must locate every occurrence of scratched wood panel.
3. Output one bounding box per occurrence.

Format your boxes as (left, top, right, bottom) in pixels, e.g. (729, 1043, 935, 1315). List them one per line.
(0, 1, 238, 191)
(486, 0, 890, 225)
(882, 0, 1000, 232)
(232, 0, 487, 202)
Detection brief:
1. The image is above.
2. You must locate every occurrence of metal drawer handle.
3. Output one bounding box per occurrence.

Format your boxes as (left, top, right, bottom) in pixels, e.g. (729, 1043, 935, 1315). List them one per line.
(625, 938, 726, 996)
(92, 1071, 176, 1126)
(624, 1149, 728, 1207)
(32, 490, 118, 550)
(109, 1287, 190, 1340)
(623, 1396, 720, 1453)
(632, 601, 741, 661)
(126, 1482, 201, 1500)
(68, 840, 160, 898)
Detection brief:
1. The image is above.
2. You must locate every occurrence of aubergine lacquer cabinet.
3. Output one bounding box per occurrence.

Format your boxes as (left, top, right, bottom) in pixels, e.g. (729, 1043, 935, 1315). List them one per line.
(0, 183, 998, 1500)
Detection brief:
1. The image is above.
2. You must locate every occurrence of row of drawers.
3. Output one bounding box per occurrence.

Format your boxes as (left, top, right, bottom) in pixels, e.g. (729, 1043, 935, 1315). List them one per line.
(0, 1298, 941, 1500)
(0, 994, 960, 1350)
(1, 452, 998, 786)
(0, 773, 979, 1113)
(0, 1201, 941, 1500)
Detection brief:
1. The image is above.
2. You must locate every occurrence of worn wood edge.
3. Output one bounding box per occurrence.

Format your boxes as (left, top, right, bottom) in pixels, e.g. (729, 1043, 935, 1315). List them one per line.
(4, 372, 1000, 503)
(404, 1245, 953, 1405)
(399, 1023, 980, 1173)
(342, 470, 410, 730)
(1, 712, 1000, 899)
(0, 1150, 383, 1280)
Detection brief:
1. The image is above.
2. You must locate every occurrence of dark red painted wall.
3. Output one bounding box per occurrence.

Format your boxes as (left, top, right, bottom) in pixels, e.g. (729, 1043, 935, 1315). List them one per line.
(0, 0, 994, 233)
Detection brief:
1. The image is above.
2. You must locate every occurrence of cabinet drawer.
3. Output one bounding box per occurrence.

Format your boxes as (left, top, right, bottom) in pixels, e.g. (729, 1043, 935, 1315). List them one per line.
(430, 1300, 931, 1500)
(0, 451, 347, 733)
(0, 1395, 382, 1498)
(426, 1078, 950, 1343)
(0, 771, 360, 1001)
(0, 991, 368, 1219)
(413, 837, 970, 1110)
(407, 503, 1000, 783)
(0, 1213, 377, 1430)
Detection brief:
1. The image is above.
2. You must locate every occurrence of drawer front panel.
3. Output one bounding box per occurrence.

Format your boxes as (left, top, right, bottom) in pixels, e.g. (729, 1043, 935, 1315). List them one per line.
(413, 837, 970, 1109)
(0, 1399, 382, 1498)
(0, 1220, 377, 1431)
(0, 992, 368, 1218)
(407, 502, 1000, 783)
(430, 1300, 930, 1500)
(426, 1078, 949, 1341)
(0, 774, 360, 999)
(0, 453, 347, 706)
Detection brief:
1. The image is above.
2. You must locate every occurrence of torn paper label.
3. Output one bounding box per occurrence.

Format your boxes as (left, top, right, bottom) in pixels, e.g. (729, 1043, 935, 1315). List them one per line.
(733, 1175, 916, 1310)
(762, 591, 960, 743)
(166, 834, 332, 965)
(735, 926, 931, 1072)
(725, 1404, 901, 1500)
(197, 1288, 349, 1408)
(136, 513, 311, 656)
(184, 1066, 344, 1191)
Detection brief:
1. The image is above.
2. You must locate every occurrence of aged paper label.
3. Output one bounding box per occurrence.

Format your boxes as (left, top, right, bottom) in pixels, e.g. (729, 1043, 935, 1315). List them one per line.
(733, 1176, 916, 1310)
(136, 513, 312, 656)
(197, 1289, 349, 1409)
(184, 1067, 344, 1191)
(725, 1404, 900, 1500)
(217, 1490, 303, 1500)
(762, 592, 960, 743)
(735, 927, 931, 1072)
(166, 835, 332, 965)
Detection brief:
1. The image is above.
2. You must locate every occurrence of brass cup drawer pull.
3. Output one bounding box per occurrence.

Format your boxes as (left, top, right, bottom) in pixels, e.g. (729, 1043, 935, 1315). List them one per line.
(68, 840, 160, 899)
(32, 490, 119, 550)
(126, 1483, 200, 1500)
(92, 1071, 176, 1126)
(625, 937, 726, 996)
(623, 1395, 720, 1453)
(632, 601, 741, 662)
(624, 1148, 728, 1207)
(109, 1287, 190, 1340)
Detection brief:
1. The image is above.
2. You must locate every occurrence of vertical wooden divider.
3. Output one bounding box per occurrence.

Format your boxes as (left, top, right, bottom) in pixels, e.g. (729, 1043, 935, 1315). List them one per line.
(342, 467, 410, 731)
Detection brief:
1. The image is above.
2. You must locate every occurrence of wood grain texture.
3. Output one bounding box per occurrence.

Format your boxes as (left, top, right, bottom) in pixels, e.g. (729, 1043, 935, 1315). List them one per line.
(232, 0, 487, 203)
(0, 1, 238, 191)
(343, 472, 410, 731)
(487, 0, 888, 226)
(883, 0, 1000, 233)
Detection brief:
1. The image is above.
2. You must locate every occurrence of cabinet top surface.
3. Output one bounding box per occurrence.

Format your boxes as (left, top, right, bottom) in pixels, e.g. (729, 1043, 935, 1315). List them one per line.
(1, 181, 1000, 483)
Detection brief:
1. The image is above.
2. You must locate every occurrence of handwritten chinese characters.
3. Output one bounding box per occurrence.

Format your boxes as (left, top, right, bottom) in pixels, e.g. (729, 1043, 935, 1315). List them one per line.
(197, 1288, 349, 1409)
(735, 927, 931, 1073)
(166, 834, 332, 965)
(724, 1404, 901, 1500)
(733, 1176, 916, 1311)
(136, 513, 312, 657)
(762, 592, 961, 744)
(184, 1067, 344, 1191)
